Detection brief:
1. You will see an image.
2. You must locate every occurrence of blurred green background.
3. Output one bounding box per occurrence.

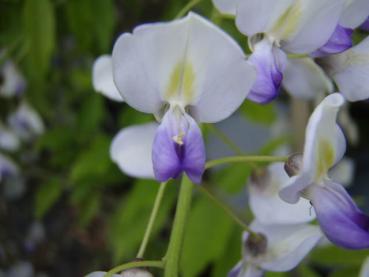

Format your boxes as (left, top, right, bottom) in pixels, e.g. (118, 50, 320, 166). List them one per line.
(1, 0, 369, 276)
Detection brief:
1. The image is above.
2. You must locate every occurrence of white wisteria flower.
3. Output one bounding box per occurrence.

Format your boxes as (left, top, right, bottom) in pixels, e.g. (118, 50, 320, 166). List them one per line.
(92, 55, 123, 102)
(248, 163, 315, 225)
(0, 124, 20, 152)
(229, 220, 322, 277)
(317, 36, 369, 101)
(94, 12, 256, 183)
(213, 0, 346, 103)
(0, 60, 26, 98)
(280, 93, 369, 249)
(7, 102, 44, 142)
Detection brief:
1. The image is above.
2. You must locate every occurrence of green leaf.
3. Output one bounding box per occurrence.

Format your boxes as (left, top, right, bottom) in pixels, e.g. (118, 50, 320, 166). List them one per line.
(70, 135, 114, 185)
(212, 227, 242, 277)
(34, 177, 63, 219)
(240, 100, 277, 126)
(23, 0, 55, 80)
(181, 197, 234, 277)
(310, 246, 369, 266)
(109, 180, 176, 262)
(66, 0, 116, 52)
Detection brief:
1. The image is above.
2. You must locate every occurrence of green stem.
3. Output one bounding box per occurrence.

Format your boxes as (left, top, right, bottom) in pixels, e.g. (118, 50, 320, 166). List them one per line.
(206, 155, 288, 169)
(175, 0, 203, 19)
(164, 176, 193, 277)
(103, 260, 164, 277)
(137, 182, 168, 259)
(197, 185, 254, 234)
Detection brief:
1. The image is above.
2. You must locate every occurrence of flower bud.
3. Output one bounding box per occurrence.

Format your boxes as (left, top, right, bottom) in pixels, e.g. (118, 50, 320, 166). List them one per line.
(121, 268, 153, 277)
(244, 233, 267, 257)
(284, 153, 303, 177)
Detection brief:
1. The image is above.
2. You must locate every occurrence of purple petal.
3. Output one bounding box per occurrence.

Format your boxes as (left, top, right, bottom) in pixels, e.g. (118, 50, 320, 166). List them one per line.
(152, 108, 205, 184)
(311, 25, 353, 58)
(310, 181, 369, 249)
(247, 40, 287, 104)
(228, 261, 242, 277)
(361, 17, 369, 32)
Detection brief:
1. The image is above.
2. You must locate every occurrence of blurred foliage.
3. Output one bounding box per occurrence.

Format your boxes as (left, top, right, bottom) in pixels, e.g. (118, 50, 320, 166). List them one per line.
(1, 0, 369, 277)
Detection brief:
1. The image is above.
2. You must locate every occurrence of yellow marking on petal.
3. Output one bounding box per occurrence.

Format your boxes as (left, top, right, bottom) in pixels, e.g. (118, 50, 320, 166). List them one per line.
(172, 133, 185, 145)
(165, 60, 195, 104)
(316, 139, 335, 181)
(271, 0, 302, 41)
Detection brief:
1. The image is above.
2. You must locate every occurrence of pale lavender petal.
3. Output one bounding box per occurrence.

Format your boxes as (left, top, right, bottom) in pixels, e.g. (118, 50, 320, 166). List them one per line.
(311, 25, 353, 58)
(228, 261, 242, 277)
(152, 108, 205, 184)
(310, 181, 369, 249)
(247, 40, 287, 104)
(361, 17, 369, 32)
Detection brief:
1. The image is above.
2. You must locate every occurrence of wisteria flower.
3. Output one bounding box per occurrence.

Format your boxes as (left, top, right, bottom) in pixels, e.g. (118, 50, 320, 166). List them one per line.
(229, 220, 322, 277)
(249, 163, 315, 225)
(317, 36, 369, 101)
(7, 102, 44, 142)
(280, 93, 369, 249)
(0, 124, 20, 152)
(92, 55, 123, 102)
(282, 57, 333, 100)
(0, 60, 26, 98)
(213, 0, 345, 103)
(106, 12, 256, 183)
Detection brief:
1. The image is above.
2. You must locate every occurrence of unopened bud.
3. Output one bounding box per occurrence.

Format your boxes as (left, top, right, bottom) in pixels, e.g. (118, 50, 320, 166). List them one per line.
(245, 233, 267, 257)
(284, 153, 303, 177)
(121, 268, 153, 277)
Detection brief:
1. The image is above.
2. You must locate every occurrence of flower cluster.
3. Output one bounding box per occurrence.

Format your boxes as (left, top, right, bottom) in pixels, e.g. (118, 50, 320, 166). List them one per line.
(0, 57, 44, 200)
(90, 1, 369, 276)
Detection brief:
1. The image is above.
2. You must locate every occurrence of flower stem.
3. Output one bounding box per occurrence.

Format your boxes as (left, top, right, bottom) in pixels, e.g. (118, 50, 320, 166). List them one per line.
(137, 182, 168, 259)
(103, 260, 164, 277)
(175, 0, 203, 19)
(197, 185, 254, 234)
(164, 176, 193, 277)
(206, 155, 288, 169)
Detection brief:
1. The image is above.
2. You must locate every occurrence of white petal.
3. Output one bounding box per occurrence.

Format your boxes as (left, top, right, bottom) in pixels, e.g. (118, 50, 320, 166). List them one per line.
(92, 55, 123, 102)
(360, 257, 369, 277)
(112, 12, 256, 121)
(283, 57, 333, 100)
(329, 157, 354, 187)
(280, 93, 346, 203)
(323, 36, 369, 101)
(110, 122, 157, 179)
(85, 272, 120, 277)
(0, 125, 20, 152)
(250, 221, 322, 272)
(0, 61, 26, 98)
(235, 0, 293, 37)
(184, 14, 256, 122)
(0, 153, 18, 181)
(281, 0, 345, 53)
(8, 103, 44, 141)
(340, 0, 369, 28)
(249, 163, 315, 225)
(212, 0, 237, 15)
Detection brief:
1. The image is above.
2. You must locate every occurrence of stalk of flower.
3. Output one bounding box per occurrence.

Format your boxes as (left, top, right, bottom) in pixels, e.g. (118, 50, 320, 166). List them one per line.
(280, 93, 369, 249)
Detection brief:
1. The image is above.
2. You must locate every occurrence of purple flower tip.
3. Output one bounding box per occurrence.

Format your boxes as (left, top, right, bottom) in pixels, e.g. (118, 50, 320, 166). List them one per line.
(152, 108, 205, 184)
(311, 25, 353, 58)
(310, 181, 369, 249)
(247, 40, 287, 104)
